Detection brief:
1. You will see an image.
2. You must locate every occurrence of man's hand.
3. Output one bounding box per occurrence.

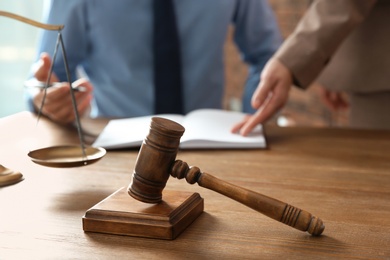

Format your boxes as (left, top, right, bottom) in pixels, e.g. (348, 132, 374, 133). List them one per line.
(33, 52, 60, 83)
(232, 58, 293, 136)
(32, 53, 93, 124)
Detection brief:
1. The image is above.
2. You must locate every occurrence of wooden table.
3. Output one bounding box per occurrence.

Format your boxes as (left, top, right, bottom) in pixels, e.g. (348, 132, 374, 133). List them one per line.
(1, 112, 389, 259)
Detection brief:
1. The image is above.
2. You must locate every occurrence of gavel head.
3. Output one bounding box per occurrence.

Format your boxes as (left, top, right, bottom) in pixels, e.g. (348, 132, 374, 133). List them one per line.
(128, 117, 185, 203)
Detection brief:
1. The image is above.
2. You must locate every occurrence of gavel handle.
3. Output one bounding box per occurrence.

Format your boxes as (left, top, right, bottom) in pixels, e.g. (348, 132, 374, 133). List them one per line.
(171, 160, 324, 236)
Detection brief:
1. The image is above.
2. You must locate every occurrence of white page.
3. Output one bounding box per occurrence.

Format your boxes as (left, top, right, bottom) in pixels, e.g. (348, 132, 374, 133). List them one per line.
(180, 109, 265, 149)
(92, 114, 184, 149)
(93, 109, 266, 149)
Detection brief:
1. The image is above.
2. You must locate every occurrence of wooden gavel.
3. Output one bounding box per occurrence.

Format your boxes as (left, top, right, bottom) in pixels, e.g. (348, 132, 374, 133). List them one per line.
(128, 117, 325, 236)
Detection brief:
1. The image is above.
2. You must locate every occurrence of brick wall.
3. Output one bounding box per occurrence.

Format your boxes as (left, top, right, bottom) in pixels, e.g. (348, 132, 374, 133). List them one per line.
(224, 0, 348, 127)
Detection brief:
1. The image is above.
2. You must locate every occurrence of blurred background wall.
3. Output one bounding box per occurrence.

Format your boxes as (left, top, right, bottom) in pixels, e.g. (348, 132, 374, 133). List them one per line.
(0, 1, 44, 117)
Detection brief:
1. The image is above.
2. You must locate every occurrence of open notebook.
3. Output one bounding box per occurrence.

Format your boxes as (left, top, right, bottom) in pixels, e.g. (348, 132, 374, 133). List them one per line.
(92, 109, 266, 149)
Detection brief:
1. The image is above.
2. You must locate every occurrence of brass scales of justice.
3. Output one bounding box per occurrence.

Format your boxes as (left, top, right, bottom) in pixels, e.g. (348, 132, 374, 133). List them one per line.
(0, 10, 106, 167)
(1, 11, 325, 240)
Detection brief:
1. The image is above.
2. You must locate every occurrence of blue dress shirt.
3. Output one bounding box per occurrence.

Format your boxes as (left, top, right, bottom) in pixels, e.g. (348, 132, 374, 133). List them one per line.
(32, 0, 282, 118)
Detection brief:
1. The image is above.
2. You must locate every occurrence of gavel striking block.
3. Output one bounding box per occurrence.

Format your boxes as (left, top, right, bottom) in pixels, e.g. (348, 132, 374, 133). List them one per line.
(83, 117, 324, 239)
(83, 118, 203, 240)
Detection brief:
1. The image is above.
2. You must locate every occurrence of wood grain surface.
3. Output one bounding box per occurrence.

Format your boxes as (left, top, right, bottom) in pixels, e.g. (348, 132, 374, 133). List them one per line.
(0, 112, 389, 259)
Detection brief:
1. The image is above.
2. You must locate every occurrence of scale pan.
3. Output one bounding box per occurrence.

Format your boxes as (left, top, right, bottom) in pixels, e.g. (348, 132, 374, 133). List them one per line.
(28, 145, 106, 168)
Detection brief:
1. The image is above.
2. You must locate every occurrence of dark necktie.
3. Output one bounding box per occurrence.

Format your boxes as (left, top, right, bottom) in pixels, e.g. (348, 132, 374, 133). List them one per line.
(153, 0, 183, 114)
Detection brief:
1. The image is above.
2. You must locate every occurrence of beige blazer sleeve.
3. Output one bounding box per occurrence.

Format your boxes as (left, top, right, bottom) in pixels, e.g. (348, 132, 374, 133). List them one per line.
(274, 0, 376, 89)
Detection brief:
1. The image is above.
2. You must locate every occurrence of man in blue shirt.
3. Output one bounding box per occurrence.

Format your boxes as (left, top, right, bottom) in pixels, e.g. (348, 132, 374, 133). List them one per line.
(27, 0, 282, 124)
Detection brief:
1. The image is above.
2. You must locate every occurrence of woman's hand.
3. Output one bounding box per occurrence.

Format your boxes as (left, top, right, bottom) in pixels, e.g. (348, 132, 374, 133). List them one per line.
(232, 58, 293, 136)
